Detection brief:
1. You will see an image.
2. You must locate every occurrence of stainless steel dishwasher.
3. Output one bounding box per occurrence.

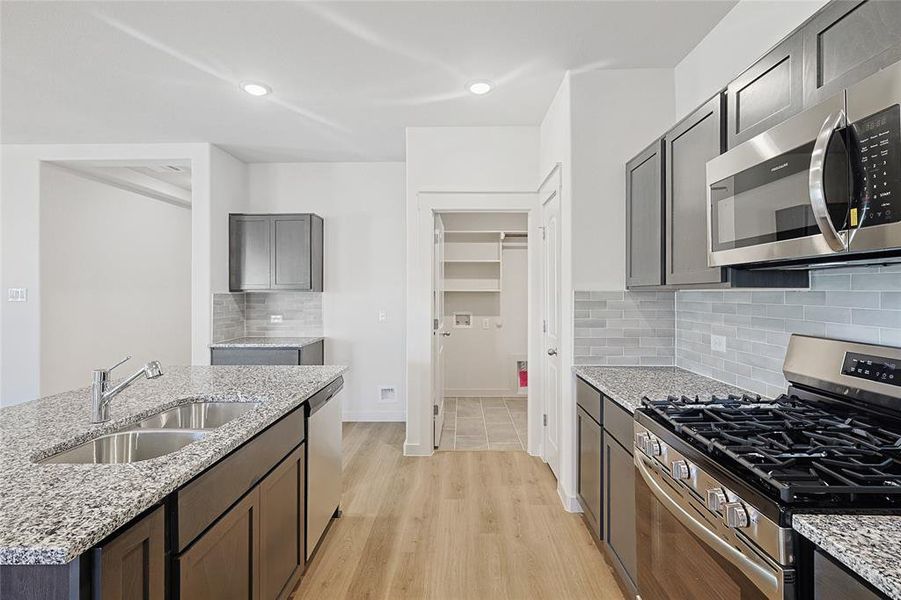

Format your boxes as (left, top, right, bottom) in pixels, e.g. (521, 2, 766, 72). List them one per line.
(305, 376, 344, 560)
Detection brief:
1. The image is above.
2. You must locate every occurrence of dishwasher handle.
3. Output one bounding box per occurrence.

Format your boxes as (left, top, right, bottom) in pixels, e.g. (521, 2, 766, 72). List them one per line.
(307, 376, 344, 416)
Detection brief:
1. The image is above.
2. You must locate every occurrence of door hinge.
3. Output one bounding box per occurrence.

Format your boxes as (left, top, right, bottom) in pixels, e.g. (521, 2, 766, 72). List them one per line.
(434, 404, 440, 416)
(434, 230, 441, 243)
(539, 226, 546, 240)
(543, 414, 548, 426)
(542, 319, 547, 333)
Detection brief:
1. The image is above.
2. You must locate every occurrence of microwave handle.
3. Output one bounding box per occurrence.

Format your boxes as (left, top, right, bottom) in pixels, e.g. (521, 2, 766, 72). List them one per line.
(635, 453, 783, 599)
(809, 109, 849, 252)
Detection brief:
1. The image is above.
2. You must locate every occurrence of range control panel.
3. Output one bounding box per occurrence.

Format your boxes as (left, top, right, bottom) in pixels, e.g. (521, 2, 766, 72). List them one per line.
(842, 352, 901, 387)
(852, 104, 901, 227)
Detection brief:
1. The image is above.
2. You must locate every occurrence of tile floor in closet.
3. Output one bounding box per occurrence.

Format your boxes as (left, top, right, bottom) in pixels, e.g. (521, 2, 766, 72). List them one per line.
(439, 397, 527, 451)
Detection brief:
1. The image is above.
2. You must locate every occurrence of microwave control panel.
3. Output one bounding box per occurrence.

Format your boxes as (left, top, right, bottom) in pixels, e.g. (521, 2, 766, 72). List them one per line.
(852, 104, 901, 227)
(842, 352, 901, 387)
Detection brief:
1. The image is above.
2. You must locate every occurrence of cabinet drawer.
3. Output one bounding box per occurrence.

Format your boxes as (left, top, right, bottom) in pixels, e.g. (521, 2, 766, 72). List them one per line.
(576, 377, 602, 424)
(176, 407, 305, 551)
(603, 397, 634, 452)
(211, 348, 300, 365)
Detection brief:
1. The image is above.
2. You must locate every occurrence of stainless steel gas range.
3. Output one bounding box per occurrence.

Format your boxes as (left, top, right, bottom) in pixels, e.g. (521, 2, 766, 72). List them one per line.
(633, 335, 901, 600)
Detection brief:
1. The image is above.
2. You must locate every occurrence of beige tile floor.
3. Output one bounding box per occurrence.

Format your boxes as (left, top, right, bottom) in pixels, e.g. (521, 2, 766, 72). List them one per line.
(437, 397, 527, 451)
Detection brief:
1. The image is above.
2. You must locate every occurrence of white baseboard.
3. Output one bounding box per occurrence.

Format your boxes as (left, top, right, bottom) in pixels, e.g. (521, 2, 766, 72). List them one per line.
(557, 482, 582, 513)
(342, 410, 405, 422)
(445, 388, 523, 397)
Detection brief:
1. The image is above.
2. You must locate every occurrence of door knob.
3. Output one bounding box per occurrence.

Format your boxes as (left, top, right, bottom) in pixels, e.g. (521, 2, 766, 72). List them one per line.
(441, 331, 451, 337)
(547, 348, 558, 356)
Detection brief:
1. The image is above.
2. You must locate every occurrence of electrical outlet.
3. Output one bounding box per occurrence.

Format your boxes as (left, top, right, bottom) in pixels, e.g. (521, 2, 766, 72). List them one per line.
(378, 310, 387, 322)
(7, 288, 27, 302)
(270, 314, 283, 323)
(711, 334, 727, 353)
(482, 318, 490, 329)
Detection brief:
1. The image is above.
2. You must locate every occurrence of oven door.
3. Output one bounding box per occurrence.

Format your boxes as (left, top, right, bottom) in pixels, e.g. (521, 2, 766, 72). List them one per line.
(707, 92, 851, 267)
(634, 454, 794, 600)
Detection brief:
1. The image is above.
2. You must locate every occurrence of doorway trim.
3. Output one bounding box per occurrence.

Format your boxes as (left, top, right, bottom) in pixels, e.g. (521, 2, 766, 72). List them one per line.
(405, 191, 541, 456)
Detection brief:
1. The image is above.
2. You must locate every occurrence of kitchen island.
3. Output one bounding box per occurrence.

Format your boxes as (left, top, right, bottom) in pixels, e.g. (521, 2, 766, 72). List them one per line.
(0, 364, 346, 599)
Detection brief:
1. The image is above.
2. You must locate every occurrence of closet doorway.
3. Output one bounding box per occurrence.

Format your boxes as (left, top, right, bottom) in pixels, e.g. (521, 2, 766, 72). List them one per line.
(435, 212, 529, 451)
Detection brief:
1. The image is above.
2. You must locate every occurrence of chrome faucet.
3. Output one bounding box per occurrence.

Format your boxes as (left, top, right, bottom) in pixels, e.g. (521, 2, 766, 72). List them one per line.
(91, 356, 163, 423)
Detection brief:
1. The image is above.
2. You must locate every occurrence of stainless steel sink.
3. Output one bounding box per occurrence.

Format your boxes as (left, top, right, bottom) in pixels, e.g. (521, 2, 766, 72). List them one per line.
(129, 401, 261, 430)
(39, 430, 207, 464)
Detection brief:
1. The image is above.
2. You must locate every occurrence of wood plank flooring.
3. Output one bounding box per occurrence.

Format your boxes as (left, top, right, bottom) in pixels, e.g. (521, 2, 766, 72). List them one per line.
(290, 422, 624, 600)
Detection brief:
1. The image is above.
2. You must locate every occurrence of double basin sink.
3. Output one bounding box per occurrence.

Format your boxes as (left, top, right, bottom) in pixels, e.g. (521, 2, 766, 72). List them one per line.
(39, 401, 261, 465)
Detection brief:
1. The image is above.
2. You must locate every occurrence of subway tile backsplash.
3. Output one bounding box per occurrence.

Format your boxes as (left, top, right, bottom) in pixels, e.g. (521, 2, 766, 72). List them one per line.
(211, 292, 323, 341)
(676, 266, 901, 398)
(574, 291, 676, 366)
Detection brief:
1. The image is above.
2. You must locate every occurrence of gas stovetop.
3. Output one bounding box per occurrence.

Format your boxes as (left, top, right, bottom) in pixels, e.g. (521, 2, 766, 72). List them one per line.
(641, 392, 901, 504)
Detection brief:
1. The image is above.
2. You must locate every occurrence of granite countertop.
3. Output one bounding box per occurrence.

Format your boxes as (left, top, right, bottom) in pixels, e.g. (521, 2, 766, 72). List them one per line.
(209, 336, 324, 349)
(573, 365, 751, 413)
(793, 514, 901, 599)
(0, 364, 346, 566)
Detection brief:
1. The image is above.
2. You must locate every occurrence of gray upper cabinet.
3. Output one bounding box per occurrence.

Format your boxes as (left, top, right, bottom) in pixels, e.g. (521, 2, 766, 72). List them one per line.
(625, 139, 664, 289)
(229, 213, 323, 292)
(727, 32, 804, 148)
(665, 94, 726, 287)
(803, 0, 901, 107)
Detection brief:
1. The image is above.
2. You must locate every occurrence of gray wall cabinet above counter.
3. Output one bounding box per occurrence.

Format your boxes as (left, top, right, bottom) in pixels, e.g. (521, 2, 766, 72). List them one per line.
(230, 213, 323, 292)
(625, 0, 901, 291)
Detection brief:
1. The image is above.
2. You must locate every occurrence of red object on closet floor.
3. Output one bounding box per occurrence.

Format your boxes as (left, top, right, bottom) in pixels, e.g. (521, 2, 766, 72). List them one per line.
(519, 369, 528, 388)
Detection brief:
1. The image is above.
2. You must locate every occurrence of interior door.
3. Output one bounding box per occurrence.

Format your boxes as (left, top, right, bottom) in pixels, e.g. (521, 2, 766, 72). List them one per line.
(541, 184, 561, 479)
(432, 214, 447, 448)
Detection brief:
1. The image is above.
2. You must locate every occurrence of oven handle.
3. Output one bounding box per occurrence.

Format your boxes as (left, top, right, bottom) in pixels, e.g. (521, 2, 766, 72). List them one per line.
(635, 454, 782, 600)
(809, 109, 848, 252)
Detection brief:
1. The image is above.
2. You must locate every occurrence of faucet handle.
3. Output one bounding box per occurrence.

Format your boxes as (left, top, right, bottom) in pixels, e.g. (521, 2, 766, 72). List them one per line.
(106, 355, 132, 374)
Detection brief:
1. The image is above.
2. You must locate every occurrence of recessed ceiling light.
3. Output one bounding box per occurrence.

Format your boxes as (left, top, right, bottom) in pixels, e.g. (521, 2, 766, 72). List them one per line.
(240, 81, 272, 97)
(468, 80, 494, 95)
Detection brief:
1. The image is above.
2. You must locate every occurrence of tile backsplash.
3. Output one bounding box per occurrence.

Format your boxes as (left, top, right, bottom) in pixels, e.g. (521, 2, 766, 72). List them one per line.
(676, 266, 901, 398)
(211, 292, 323, 341)
(574, 291, 675, 366)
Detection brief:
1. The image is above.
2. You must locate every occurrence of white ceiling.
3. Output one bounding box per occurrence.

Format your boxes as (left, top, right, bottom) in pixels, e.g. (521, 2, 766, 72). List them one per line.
(1, 1, 736, 162)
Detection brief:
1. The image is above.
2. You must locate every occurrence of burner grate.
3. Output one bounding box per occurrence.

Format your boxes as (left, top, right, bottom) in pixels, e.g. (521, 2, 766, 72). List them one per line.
(642, 394, 901, 502)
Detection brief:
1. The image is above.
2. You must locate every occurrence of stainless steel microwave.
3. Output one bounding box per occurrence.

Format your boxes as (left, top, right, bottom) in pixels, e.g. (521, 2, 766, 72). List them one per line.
(707, 59, 901, 268)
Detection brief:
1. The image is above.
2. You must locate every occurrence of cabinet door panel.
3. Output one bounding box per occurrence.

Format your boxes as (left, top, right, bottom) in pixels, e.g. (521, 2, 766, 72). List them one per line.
(577, 407, 602, 540)
(665, 95, 725, 286)
(626, 140, 664, 288)
(727, 33, 803, 148)
(803, 0, 901, 106)
(98, 506, 165, 600)
(271, 216, 312, 290)
(230, 216, 271, 291)
(605, 436, 637, 589)
(179, 489, 260, 600)
(260, 445, 305, 600)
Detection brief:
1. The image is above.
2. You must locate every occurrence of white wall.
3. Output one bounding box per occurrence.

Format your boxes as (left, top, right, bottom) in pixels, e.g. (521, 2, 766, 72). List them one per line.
(0, 143, 235, 405)
(674, 0, 828, 119)
(405, 127, 540, 455)
(570, 68, 675, 290)
(247, 162, 407, 421)
(39, 165, 191, 396)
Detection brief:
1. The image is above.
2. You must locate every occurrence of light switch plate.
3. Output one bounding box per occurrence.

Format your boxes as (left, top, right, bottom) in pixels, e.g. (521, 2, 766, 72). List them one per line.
(711, 334, 727, 353)
(7, 288, 27, 302)
(270, 314, 283, 323)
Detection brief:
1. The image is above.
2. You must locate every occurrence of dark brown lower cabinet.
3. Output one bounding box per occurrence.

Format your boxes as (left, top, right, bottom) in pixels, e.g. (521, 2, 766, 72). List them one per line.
(178, 443, 306, 600)
(179, 490, 261, 600)
(604, 435, 637, 596)
(97, 506, 165, 600)
(260, 445, 306, 600)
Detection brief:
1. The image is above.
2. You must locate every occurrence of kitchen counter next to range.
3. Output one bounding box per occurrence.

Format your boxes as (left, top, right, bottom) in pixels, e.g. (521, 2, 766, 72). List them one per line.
(573, 365, 751, 413)
(209, 336, 324, 349)
(794, 514, 901, 600)
(0, 364, 346, 566)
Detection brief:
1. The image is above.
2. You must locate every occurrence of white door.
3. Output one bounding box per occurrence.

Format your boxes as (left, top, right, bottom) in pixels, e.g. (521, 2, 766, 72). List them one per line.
(541, 182, 561, 479)
(432, 214, 448, 447)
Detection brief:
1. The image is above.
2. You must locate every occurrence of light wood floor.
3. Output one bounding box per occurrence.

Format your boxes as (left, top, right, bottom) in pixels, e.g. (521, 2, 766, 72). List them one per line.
(290, 422, 625, 600)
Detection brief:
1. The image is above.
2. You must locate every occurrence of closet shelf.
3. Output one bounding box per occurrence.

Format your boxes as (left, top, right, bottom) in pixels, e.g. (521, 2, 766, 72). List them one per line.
(443, 259, 501, 264)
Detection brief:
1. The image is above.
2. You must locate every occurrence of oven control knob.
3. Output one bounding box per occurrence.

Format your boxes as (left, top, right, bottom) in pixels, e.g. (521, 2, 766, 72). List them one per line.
(648, 438, 662, 457)
(706, 488, 727, 513)
(724, 502, 749, 528)
(670, 460, 690, 480)
(635, 432, 649, 453)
